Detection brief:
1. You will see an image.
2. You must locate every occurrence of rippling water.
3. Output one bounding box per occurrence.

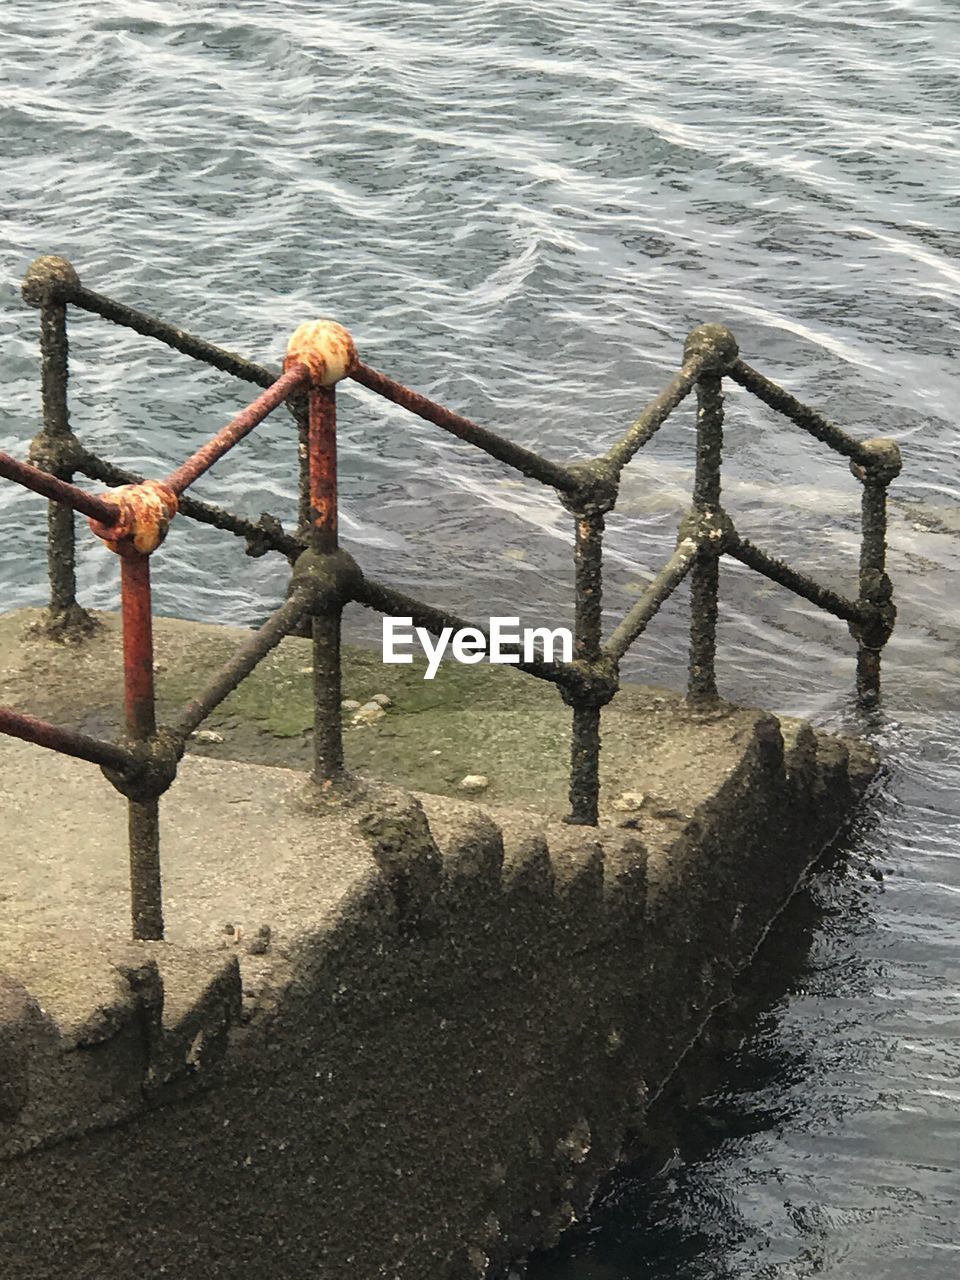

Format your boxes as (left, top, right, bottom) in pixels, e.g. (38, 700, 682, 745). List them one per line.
(1, 1, 958, 1275)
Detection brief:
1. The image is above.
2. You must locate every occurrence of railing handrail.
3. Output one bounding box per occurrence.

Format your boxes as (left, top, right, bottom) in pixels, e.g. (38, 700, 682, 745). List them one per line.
(0, 255, 901, 942)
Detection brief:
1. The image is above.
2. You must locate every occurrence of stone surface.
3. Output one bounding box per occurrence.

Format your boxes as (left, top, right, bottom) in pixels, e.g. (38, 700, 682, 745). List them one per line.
(351, 700, 386, 726)
(458, 773, 490, 794)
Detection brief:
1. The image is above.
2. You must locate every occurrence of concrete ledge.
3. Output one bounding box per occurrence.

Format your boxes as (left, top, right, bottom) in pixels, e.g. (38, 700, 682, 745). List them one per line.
(0, 610, 877, 1277)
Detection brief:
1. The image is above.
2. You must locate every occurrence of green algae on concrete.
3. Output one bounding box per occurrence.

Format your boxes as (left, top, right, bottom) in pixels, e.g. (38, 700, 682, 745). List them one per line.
(0, 607, 696, 815)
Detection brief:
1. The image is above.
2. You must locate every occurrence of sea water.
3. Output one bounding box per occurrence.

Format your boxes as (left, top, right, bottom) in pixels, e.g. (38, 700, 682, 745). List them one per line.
(1, 2, 957, 1274)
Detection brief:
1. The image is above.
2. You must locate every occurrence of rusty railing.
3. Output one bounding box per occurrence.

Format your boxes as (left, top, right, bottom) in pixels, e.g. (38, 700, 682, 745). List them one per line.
(0, 255, 900, 940)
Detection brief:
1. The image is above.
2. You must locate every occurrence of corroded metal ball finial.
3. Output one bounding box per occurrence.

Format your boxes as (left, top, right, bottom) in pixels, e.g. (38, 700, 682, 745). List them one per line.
(683, 322, 739, 373)
(284, 320, 358, 388)
(21, 255, 80, 309)
(87, 481, 180, 556)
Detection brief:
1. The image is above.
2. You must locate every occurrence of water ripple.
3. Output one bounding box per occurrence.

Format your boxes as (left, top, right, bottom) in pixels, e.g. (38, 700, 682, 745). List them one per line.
(1, 1, 959, 1275)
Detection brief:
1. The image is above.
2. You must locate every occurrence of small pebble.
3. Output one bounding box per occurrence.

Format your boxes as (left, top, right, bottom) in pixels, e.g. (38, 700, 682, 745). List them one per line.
(459, 774, 489, 794)
(191, 729, 224, 744)
(612, 791, 645, 813)
(246, 923, 271, 956)
(370, 693, 392, 708)
(352, 702, 386, 726)
(341, 699, 362, 712)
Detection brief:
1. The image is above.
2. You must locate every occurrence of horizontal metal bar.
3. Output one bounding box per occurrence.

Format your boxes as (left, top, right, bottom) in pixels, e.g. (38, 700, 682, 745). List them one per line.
(0, 449, 120, 523)
(350, 361, 580, 495)
(77, 450, 301, 558)
(0, 705, 137, 774)
(729, 359, 872, 463)
(355, 575, 566, 686)
(603, 536, 699, 662)
(173, 585, 316, 738)
(165, 364, 309, 497)
(71, 285, 278, 388)
(604, 356, 705, 472)
(726, 530, 865, 623)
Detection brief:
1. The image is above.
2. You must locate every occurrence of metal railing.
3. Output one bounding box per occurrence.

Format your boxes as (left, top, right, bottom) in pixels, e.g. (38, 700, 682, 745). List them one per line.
(0, 255, 901, 940)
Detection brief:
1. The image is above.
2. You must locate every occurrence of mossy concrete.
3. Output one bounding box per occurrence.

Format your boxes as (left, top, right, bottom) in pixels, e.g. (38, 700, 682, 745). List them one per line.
(0, 608, 878, 1279)
(0, 606, 771, 815)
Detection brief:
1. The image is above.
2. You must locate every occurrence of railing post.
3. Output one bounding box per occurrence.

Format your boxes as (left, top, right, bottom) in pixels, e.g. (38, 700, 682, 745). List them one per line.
(87, 479, 180, 941)
(308, 384, 346, 783)
(285, 394, 314, 639)
(682, 324, 739, 705)
(296, 400, 312, 547)
(688, 370, 722, 703)
(557, 456, 621, 827)
(120, 550, 165, 941)
(284, 321, 360, 791)
(21, 256, 97, 641)
(568, 511, 605, 825)
(850, 438, 901, 705)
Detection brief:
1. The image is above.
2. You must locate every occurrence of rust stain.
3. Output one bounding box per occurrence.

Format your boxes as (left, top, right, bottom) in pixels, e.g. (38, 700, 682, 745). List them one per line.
(0, 704, 135, 773)
(0, 447, 119, 524)
(308, 386, 338, 549)
(88, 480, 179, 555)
(119, 552, 157, 739)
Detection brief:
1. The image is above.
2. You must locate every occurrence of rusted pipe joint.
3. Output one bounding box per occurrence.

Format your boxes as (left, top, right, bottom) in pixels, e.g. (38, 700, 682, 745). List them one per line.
(290, 546, 364, 611)
(557, 656, 620, 710)
(683, 323, 739, 374)
(284, 320, 358, 388)
(850, 437, 902, 487)
(677, 505, 734, 552)
(559, 457, 621, 516)
(21, 255, 80, 309)
(100, 727, 182, 802)
(88, 480, 179, 555)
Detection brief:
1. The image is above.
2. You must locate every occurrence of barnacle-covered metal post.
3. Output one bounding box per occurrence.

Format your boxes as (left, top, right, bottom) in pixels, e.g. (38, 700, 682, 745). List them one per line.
(284, 321, 361, 789)
(568, 508, 607, 825)
(683, 324, 739, 704)
(850, 437, 901, 704)
(88, 481, 180, 940)
(557, 459, 621, 826)
(21, 255, 96, 640)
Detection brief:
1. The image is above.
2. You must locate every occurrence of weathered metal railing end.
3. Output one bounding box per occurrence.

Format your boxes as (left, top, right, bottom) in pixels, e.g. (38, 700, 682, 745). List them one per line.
(849, 437, 901, 704)
(21, 255, 98, 641)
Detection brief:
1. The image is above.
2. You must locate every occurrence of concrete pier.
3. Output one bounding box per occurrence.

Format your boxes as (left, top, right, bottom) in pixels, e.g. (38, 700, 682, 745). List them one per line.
(0, 609, 876, 1278)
